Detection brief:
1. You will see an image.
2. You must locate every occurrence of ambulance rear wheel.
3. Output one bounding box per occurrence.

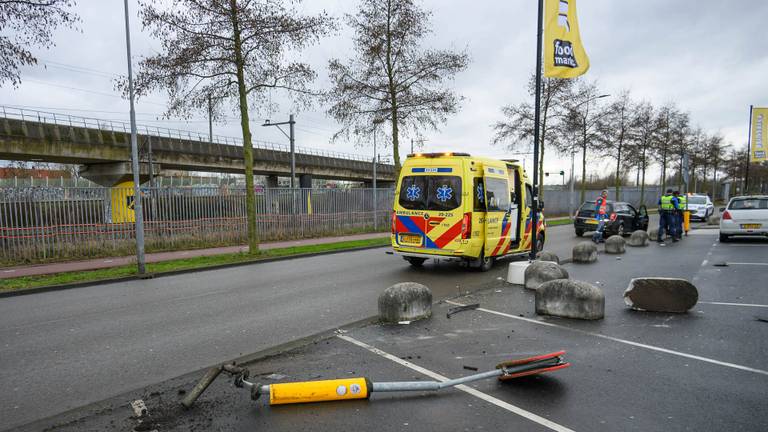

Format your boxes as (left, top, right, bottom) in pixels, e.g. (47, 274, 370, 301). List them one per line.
(405, 257, 427, 267)
(478, 254, 494, 272)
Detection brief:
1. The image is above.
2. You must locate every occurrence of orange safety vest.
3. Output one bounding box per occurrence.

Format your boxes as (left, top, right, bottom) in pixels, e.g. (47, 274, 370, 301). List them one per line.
(596, 197, 607, 215)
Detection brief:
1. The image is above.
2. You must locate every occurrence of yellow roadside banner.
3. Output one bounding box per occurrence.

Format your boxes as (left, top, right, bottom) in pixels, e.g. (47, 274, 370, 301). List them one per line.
(544, 0, 590, 78)
(750, 107, 767, 162)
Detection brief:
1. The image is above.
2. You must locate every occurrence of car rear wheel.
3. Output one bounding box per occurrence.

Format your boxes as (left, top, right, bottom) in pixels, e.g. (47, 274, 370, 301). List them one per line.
(617, 222, 626, 237)
(719, 234, 730, 243)
(575, 228, 584, 237)
(478, 254, 494, 272)
(404, 257, 427, 267)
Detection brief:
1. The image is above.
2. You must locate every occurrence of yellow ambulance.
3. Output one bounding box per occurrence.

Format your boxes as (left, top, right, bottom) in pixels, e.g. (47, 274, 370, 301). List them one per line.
(391, 153, 545, 271)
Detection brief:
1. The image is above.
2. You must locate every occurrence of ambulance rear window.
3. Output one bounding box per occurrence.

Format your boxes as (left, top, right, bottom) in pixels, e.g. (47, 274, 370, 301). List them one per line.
(399, 176, 462, 211)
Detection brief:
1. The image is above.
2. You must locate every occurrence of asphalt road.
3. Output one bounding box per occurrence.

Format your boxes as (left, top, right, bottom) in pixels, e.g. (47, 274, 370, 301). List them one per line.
(30, 228, 768, 432)
(1, 223, 591, 430)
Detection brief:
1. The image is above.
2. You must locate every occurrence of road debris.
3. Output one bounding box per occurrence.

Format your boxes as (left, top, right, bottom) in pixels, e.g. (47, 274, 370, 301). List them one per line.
(130, 399, 147, 418)
(713, 262, 729, 267)
(181, 363, 250, 409)
(446, 303, 480, 318)
(755, 316, 768, 323)
(233, 351, 570, 405)
(463, 365, 479, 371)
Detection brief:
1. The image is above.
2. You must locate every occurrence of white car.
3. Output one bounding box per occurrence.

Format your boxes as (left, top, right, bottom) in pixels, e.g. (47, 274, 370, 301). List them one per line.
(719, 195, 768, 242)
(686, 194, 714, 221)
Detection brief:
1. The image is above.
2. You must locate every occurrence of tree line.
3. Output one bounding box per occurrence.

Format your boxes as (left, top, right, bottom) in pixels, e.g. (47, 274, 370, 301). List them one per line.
(2, 0, 763, 253)
(492, 75, 759, 204)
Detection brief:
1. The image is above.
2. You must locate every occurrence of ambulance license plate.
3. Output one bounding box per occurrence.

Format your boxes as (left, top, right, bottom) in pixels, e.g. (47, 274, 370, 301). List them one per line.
(399, 233, 422, 246)
(741, 224, 761, 229)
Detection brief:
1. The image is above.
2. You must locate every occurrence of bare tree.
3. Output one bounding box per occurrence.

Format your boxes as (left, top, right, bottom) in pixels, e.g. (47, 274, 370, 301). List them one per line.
(327, 0, 469, 174)
(559, 80, 608, 203)
(0, 0, 80, 87)
(493, 73, 574, 197)
(650, 103, 682, 191)
(624, 100, 657, 204)
(596, 90, 633, 200)
(128, 0, 335, 253)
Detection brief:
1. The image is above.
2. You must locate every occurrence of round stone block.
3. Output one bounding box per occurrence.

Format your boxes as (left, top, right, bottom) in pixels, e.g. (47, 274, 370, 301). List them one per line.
(627, 230, 649, 247)
(536, 251, 560, 264)
(648, 228, 659, 241)
(535, 279, 605, 320)
(604, 235, 626, 254)
(572, 242, 598, 263)
(378, 282, 432, 323)
(624, 278, 698, 313)
(524, 261, 569, 290)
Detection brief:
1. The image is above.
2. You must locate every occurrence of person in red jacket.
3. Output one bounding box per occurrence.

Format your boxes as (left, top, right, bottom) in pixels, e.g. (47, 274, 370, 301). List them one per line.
(591, 190, 609, 243)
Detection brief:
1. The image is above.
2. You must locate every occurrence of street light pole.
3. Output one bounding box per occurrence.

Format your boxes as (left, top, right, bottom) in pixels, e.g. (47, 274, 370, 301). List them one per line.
(262, 116, 296, 188)
(123, 0, 145, 274)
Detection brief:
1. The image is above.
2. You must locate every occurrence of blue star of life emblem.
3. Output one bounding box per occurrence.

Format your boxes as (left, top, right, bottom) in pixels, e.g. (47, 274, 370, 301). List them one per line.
(477, 184, 484, 202)
(436, 184, 453, 202)
(406, 184, 421, 201)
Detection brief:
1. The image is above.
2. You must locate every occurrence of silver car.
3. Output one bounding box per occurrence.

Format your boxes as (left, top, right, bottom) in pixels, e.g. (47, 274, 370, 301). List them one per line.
(686, 194, 714, 221)
(719, 195, 768, 242)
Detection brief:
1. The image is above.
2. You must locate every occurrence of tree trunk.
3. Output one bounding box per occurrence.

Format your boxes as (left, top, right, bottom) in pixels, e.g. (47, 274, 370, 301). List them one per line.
(580, 142, 587, 204)
(640, 143, 647, 205)
(385, 0, 400, 176)
(614, 139, 622, 201)
(231, 1, 259, 253)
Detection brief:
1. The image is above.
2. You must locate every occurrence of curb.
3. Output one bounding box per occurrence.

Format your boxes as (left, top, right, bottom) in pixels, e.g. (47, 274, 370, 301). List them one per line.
(11, 315, 380, 432)
(0, 244, 390, 299)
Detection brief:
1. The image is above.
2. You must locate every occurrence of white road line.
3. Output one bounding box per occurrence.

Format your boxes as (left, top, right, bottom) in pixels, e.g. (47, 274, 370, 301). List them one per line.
(700, 259, 708, 267)
(445, 301, 768, 377)
(337, 334, 575, 432)
(699, 301, 768, 308)
(724, 262, 768, 266)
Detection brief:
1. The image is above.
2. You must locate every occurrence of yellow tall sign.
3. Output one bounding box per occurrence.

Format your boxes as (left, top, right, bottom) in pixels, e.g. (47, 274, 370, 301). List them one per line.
(544, 0, 590, 78)
(750, 107, 768, 162)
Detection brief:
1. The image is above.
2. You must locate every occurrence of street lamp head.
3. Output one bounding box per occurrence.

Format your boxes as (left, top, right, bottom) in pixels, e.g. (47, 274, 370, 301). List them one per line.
(597, 94, 611, 99)
(262, 119, 271, 126)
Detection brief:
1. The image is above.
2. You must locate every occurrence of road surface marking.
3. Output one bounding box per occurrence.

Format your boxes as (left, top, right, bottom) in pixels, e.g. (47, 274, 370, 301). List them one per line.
(699, 301, 768, 308)
(3, 270, 15, 273)
(338, 334, 575, 432)
(445, 301, 768, 377)
(724, 262, 768, 266)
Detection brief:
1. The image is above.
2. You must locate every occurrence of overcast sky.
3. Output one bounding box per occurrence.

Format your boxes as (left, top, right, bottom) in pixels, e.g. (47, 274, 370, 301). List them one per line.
(1, 0, 766, 183)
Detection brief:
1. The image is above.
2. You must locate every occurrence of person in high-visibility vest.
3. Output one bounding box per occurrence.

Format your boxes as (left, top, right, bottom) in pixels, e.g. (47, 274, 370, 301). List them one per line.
(591, 190, 609, 244)
(657, 188, 679, 244)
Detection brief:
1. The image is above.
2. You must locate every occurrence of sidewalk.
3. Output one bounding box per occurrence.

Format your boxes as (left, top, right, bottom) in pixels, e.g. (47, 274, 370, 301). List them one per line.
(0, 232, 389, 279)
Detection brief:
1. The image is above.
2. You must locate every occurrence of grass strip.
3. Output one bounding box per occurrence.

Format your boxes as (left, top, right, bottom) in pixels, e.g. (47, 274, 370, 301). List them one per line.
(0, 237, 390, 293)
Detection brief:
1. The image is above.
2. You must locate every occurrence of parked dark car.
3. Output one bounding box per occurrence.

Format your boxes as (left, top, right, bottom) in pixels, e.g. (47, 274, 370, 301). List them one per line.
(574, 200, 649, 237)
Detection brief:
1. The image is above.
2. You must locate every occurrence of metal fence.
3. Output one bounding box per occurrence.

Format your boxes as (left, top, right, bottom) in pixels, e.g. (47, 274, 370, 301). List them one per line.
(0, 187, 394, 265)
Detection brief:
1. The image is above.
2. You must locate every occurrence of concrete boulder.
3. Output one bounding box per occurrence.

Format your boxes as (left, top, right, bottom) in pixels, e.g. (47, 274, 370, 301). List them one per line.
(524, 261, 569, 290)
(627, 230, 649, 247)
(572, 242, 598, 263)
(624, 278, 698, 313)
(536, 251, 560, 264)
(378, 282, 432, 323)
(535, 280, 605, 320)
(604, 235, 626, 254)
(648, 228, 659, 241)
(707, 215, 720, 225)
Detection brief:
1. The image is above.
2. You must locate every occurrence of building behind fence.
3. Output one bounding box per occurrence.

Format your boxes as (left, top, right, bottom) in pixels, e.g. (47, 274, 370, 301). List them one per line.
(1, 184, 670, 266)
(0, 187, 393, 265)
